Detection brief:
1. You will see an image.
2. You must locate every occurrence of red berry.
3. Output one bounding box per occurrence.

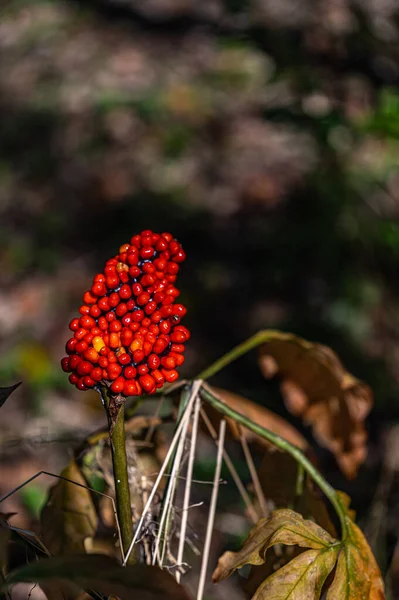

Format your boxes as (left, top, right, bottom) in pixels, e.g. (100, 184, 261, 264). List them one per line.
(118, 352, 131, 365)
(124, 380, 138, 396)
(129, 265, 141, 278)
(140, 246, 154, 259)
(121, 329, 133, 345)
(83, 291, 97, 304)
(108, 363, 122, 380)
(173, 249, 186, 263)
(66, 338, 77, 353)
(98, 297, 110, 312)
(80, 315, 96, 329)
(137, 292, 150, 306)
(83, 376, 95, 388)
(132, 310, 144, 322)
(142, 262, 156, 274)
(156, 238, 168, 252)
(109, 320, 122, 333)
(133, 349, 145, 363)
(106, 274, 120, 289)
(111, 376, 125, 393)
(109, 333, 121, 349)
(77, 361, 93, 376)
(148, 354, 160, 370)
(170, 352, 184, 366)
(162, 369, 179, 383)
(109, 292, 120, 308)
(75, 340, 88, 353)
(91, 367, 102, 381)
(132, 283, 143, 296)
(84, 348, 99, 363)
(90, 305, 101, 318)
(69, 318, 80, 331)
(116, 303, 128, 317)
(92, 282, 106, 296)
(127, 252, 139, 266)
(152, 369, 165, 387)
(173, 304, 187, 317)
(161, 356, 177, 369)
(119, 284, 132, 299)
(124, 366, 137, 379)
(139, 374, 156, 393)
(153, 337, 169, 354)
(61, 357, 71, 372)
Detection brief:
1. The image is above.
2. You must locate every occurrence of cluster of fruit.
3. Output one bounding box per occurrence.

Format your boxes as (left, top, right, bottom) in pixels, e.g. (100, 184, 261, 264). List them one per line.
(61, 230, 189, 396)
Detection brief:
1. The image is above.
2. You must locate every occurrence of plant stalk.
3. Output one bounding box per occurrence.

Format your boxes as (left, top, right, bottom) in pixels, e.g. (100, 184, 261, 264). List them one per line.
(199, 383, 348, 540)
(101, 386, 135, 565)
(195, 329, 281, 380)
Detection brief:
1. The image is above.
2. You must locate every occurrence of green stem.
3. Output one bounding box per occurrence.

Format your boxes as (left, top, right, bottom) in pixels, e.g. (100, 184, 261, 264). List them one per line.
(195, 330, 280, 380)
(101, 387, 135, 565)
(199, 384, 348, 540)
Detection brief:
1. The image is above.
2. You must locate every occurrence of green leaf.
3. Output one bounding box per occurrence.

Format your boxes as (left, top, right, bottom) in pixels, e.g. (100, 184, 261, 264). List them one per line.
(0, 383, 21, 408)
(4, 554, 191, 600)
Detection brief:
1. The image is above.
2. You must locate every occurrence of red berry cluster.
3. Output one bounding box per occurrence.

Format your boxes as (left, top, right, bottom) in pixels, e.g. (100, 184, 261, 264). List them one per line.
(61, 230, 189, 396)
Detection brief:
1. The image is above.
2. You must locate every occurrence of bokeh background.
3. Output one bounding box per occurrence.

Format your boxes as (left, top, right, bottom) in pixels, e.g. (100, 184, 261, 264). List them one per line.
(1, 0, 399, 597)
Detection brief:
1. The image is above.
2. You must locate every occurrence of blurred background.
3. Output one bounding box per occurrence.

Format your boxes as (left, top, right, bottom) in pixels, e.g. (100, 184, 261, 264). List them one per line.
(1, 0, 399, 597)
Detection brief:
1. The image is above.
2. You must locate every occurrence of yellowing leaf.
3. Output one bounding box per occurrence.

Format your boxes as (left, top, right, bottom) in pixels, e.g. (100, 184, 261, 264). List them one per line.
(213, 504, 386, 600)
(254, 547, 339, 600)
(326, 518, 385, 600)
(212, 509, 337, 583)
(258, 332, 373, 478)
(203, 387, 309, 450)
(41, 460, 97, 555)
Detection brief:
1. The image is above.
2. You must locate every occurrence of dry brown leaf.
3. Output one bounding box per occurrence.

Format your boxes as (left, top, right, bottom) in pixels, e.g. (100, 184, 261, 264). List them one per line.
(5, 554, 191, 600)
(258, 332, 373, 478)
(212, 508, 336, 583)
(203, 386, 309, 451)
(41, 460, 97, 555)
(258, 449, 336, 536)
(253, 547, 339, 600)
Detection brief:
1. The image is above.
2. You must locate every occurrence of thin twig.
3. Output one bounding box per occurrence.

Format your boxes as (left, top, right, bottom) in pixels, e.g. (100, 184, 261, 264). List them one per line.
(239, 431, 269, 518)
(123, 381, 201, 565)
(200, 409, 259, 523)
(197, 419, 226, 600)
(176, 394, 201, 582)
(153, 400, 192, 566)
